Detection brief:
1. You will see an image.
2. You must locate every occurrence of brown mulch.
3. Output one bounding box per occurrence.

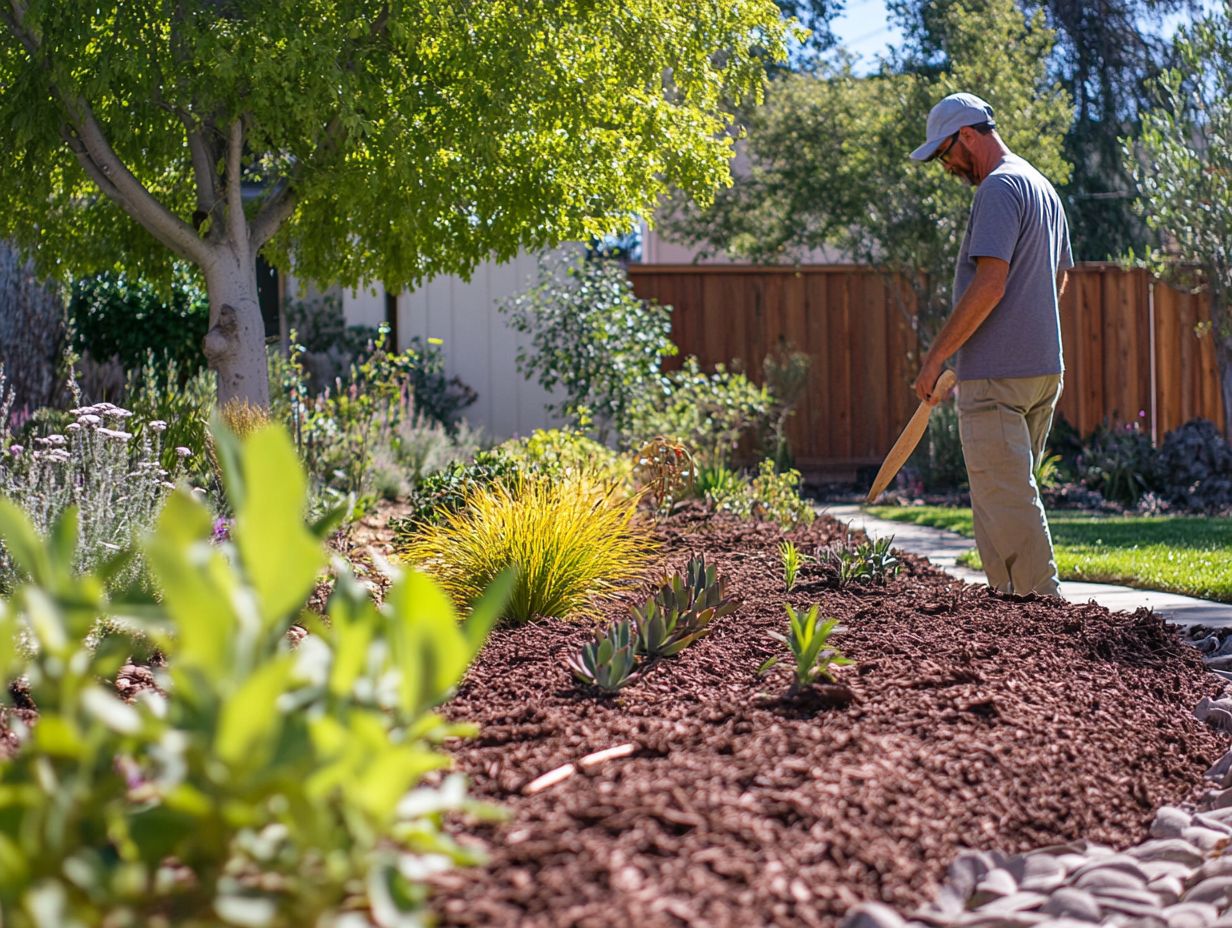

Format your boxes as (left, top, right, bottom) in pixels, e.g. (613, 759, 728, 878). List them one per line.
(429, 510, 1227, 928)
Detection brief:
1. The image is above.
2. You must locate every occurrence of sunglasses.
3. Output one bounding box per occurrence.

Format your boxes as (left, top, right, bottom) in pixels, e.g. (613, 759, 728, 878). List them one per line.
(933, 132, 960, 164)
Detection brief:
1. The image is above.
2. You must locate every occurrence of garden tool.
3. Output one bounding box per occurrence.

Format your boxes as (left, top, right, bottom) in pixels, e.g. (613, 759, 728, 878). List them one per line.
(865, 369, 957, 503)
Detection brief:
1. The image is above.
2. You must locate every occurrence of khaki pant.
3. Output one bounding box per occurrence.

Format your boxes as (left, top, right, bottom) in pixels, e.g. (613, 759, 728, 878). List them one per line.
(957, 374, 1063, 596)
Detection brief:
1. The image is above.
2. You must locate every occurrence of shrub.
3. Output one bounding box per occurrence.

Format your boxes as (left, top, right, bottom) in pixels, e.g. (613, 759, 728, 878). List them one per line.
(403, 429, 628, 531)
(68, 265, 209, 377)
(0, 385, 181, 592)
(627, 357, 774, 470)
(401, 475, 656, 623)
(123, 354, 215, 484)
(501, 251, 675, 438)
(0, 423, 509, 927)
(709, 460, 816, 528)
(1155, 418, 1232, 513)
(1076, 421, 1157, 506)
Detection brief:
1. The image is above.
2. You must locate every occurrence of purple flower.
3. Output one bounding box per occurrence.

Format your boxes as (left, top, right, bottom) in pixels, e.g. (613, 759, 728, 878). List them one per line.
(149, 420, 168, 432)
(211, 518, 232, 544)
(8, 444, 22, 456)
(175, 446, 192, 458)
(97, 428, 133, 442)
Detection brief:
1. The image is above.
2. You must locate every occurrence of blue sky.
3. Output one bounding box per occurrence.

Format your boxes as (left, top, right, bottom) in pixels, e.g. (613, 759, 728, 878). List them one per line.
(827, 0, 1217, 74)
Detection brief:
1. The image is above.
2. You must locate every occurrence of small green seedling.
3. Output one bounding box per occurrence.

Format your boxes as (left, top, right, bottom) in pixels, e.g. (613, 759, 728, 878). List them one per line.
(817, 533, 900, 587)
(779, 540, 802, 591)
(760, 603, 853, 693)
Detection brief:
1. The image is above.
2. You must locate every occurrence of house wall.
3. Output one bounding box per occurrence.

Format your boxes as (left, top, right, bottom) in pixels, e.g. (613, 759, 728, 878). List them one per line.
(340, 253, 567, 441)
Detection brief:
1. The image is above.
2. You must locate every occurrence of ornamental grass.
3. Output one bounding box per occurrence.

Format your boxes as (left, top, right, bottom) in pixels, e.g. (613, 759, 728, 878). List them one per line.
(400, 475, 656, 624)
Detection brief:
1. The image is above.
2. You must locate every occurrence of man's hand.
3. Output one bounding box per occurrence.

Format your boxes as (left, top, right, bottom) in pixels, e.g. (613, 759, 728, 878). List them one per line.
(914, 358, 947, 404)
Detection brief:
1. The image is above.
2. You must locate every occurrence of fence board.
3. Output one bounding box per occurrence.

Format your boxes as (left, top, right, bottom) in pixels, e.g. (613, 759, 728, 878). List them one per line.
(628, 264, 1224, 476)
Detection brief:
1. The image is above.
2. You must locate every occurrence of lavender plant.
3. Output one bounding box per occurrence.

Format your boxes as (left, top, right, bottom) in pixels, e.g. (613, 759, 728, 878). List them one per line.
(0, 373, 183, 591)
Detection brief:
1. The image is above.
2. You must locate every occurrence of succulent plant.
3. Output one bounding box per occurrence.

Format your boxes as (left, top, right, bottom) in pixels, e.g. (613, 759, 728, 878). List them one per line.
(631, 554, 737, 659)
(566, 617, 638, 693)
(762, 603, 853, 693)
(816, 533, 899, 587)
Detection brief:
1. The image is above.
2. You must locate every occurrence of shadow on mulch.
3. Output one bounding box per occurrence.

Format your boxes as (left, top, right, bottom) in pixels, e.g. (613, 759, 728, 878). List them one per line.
(430, 511, 1228, 928)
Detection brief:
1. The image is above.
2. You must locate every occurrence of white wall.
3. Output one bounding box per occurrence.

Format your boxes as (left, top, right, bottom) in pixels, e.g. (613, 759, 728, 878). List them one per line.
(341, 254, 567, 441)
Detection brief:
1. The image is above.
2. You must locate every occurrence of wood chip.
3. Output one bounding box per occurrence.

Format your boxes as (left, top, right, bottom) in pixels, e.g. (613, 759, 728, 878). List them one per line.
(524, 763, 576, 795)
(579, 743, 636, 768)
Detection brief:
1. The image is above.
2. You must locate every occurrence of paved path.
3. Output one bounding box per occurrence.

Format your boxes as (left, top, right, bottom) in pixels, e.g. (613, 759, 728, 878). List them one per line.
(823, 504, 1232, 629)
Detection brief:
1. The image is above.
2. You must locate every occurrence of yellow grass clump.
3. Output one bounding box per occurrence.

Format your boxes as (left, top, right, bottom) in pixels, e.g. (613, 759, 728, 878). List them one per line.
(400, 475, 657, 624)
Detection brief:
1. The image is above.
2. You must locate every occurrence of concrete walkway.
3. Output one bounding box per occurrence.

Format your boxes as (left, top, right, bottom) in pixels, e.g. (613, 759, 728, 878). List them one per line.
(823, 503, 1232, 629)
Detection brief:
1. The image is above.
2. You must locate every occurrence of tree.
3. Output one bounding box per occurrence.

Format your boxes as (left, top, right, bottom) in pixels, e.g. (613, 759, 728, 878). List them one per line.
(1126, 1, 1232, 437)
(664, 0, 1072, 345)
(0, 2, 793, 408)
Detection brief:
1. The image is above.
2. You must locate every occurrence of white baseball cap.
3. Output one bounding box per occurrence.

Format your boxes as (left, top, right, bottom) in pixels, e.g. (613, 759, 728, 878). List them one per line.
(910, 93, 996, 161)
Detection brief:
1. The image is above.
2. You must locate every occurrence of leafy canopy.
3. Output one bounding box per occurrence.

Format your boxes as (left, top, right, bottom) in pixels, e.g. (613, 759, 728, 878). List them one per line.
(664, 0, 1072, 341)
(1126, 1, 1232, 436)
(0, 1, 796, 291)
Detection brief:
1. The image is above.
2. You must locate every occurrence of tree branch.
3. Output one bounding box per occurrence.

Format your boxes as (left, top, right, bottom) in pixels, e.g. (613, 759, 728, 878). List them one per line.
(180, 110, 220, 225)
(4, 0, 213, 266)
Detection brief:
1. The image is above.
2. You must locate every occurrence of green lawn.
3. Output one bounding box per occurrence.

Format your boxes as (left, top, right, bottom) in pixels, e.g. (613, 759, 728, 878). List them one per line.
(866, 505, 1232, 603)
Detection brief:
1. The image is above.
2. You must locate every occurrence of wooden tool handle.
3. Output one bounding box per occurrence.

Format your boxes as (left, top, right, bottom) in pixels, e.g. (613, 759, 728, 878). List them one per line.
(864, 369, 957, 504)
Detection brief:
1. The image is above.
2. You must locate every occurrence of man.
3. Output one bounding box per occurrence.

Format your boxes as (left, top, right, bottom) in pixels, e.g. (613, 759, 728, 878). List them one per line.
(910, 92, 1072, 596)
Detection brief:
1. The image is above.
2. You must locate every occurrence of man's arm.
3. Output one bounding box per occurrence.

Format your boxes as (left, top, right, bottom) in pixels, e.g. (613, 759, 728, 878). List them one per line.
(913, 256, 1010, 402)
(1057, 269, 1068, 298)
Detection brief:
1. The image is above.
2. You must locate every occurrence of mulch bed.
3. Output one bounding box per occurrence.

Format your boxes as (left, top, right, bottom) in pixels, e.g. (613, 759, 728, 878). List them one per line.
(429, 510, 1227, 928)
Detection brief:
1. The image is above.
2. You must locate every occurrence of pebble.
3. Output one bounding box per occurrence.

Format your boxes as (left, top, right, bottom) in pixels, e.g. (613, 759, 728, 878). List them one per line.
(1181, 877, 1232, 908)
(1156, 808, 1196, 839)
(1073, 867, 1148, 893)
(1015, 855, 1067, 893)
(948, 852, 998, 899)
(1150, 875, 1185, 905)
(1130, 840, 1206, 867)
(842, 903, 908, 928)
(1163, 902, 1219, 928)
(975, 892, 1047, 915)
(1182, 827, 1231, 853)
(970, 869, 1018, 905)
(1041, 887, 1103, 922)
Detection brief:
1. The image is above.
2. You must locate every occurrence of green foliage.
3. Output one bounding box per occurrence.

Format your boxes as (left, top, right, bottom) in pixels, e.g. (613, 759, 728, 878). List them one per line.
(502, 253, 676, 437)
(764, 604, 853, 694)
(629, 357, 774, 470)
(566, 617, 639, 693)
(1125, 4, 1232, 436)
(1034, 451, 1064, 491)
(1077, 422, 1156, 507)
(780, 540, 802, 591)
(817, 533, 901, 586)
(665, 0, 1072, 343)
(0, 2, 792, 406)
(123, 355, 216, 484)
(401, 474, 656, 624)
(631, 555, 737, 660)
(68, 266, 209, 377)
(709, 460, 816, 528)
(0, 390, 183, 593)
(0, 421, 510, 927)
(402, 429, 629, 531)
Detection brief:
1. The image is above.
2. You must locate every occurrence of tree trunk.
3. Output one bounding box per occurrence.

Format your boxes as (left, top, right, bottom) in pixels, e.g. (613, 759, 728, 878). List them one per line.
(202, 247, 271, 408)
(0, 240, 67, 413)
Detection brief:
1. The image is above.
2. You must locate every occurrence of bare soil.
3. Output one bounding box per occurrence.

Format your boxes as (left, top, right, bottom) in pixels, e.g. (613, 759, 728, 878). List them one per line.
(428, 510, 1226, 928)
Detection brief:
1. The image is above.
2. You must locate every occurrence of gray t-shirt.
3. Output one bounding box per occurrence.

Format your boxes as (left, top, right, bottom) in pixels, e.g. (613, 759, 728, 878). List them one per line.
(953, 154, 1073, 380)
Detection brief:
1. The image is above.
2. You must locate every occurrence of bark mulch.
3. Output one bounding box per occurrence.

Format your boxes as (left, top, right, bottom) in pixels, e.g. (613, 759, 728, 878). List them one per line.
(429, 511, 1227, 928)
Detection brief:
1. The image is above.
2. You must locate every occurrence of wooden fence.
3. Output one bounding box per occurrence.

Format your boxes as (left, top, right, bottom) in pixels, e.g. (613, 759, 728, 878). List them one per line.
(627, 264, 1225, 477)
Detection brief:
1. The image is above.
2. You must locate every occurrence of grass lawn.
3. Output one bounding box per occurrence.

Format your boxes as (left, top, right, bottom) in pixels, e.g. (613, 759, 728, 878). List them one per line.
(866, 505, 1232, 603)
